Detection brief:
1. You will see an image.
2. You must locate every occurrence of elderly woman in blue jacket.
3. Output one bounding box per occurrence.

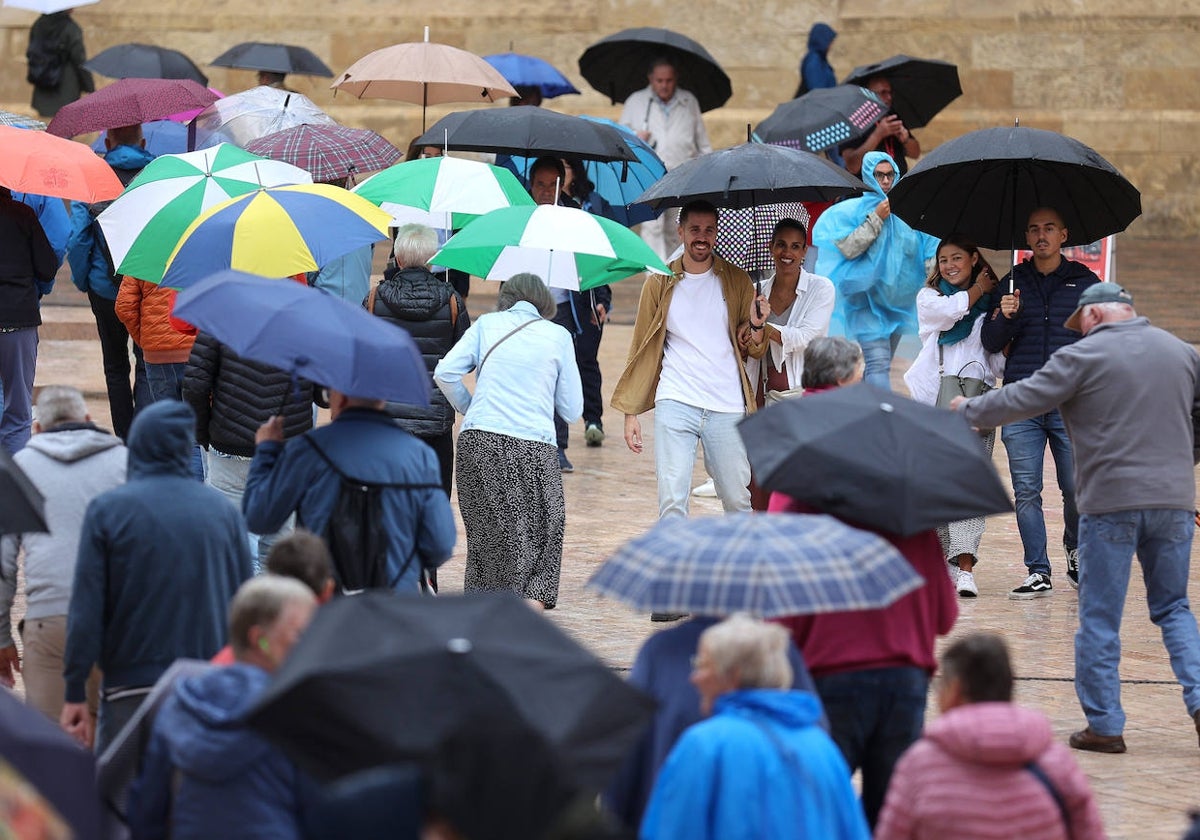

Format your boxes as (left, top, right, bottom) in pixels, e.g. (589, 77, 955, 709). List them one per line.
(640, 614, 869, 840)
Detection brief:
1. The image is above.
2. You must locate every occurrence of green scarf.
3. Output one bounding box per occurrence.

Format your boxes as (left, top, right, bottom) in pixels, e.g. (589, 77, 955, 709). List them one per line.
(937, 278, 997, 345)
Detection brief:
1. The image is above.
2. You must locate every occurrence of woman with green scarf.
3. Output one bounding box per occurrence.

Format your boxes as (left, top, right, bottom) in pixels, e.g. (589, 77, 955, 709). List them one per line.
(903, 234, 1005, 597)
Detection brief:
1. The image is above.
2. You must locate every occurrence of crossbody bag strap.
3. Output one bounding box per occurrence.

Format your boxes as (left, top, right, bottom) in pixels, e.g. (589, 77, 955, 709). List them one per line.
(478, 317, 538, 376)
(1025, 762, 1073, 840)
(938, 343, 944, 377)
(366, 284, 378, 314)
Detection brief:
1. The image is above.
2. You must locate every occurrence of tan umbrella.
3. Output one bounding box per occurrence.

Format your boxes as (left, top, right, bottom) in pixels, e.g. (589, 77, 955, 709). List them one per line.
(331, 27, 517, 129)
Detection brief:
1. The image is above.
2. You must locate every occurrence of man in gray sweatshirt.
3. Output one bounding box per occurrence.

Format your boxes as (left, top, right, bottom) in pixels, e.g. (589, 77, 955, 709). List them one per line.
(0, 386, 126, 721)
(953, 284, 1200, 755)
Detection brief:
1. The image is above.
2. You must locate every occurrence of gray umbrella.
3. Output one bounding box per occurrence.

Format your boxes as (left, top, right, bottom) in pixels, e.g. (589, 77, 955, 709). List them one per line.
(210, 42, 333, 77)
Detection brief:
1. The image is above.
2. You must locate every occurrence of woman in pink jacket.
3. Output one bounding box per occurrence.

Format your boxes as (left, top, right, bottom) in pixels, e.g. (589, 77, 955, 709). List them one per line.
(876, 633, 1105, 840)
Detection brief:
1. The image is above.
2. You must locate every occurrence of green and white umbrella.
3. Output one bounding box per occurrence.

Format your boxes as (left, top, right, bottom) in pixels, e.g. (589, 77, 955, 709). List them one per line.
(352, 156, 534, 230)
(98, 143, 311, 282)
(432, 204, 671, 291)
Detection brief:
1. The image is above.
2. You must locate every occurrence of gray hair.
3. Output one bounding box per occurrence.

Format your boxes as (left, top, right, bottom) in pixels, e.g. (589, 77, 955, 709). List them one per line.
(497, 273, 556, 318)
(228, 575, 316, 656)
(1084, 301, 1136, 322)
(699, 613, 792, 690)
(34, 385, 88, 429)
(802, 336, 864, 389)
(392, 223, 440, 268)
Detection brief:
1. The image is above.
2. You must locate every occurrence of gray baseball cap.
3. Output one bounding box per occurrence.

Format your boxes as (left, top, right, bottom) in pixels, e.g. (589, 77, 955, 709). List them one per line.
(1065, 283, 1133, 331)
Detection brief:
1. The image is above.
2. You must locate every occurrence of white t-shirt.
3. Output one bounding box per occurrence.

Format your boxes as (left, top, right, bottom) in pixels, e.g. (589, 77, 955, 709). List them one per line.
(656, 269, 745, 413)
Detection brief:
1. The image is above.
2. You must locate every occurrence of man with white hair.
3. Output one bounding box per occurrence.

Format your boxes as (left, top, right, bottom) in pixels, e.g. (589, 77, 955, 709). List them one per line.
(0, 386, 126, 721)
(955, 284, 1200, 755)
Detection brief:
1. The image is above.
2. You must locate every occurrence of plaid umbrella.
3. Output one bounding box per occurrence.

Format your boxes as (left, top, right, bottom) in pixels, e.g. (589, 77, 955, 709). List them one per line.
(588, 512, 922, 617)
(716, 202, 811, 274)
(0, 111, 46, 130)
(46, 78, 218, 138)
(245, 124, 403, 184)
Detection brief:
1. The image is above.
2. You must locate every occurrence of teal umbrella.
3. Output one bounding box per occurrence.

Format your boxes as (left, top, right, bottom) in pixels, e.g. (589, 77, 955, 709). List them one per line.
(431, 204, 671, 291)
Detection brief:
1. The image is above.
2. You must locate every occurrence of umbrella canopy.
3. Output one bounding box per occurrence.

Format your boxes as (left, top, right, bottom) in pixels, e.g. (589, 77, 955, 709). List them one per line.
(415, 106, 638, 163)
(483, 52, 580, 99)
(174, 270, 430, 404)
(244, 591, 654, 790)
(0, 110, 46, 130)
(0, 125, 123, 202)
(589, 512, 922, 617)
(635, 142, 867, 209)
(0, 449, 47, 535)
(244, 124, 402, 184)
(887, 125, 1142, 249)
(432, 203, 671, 291)
(352, 156, 534, 229)
(331, 41, 517, 106)
(160, 183, 390, 290)
(842, 54, 961, 130)
(578, 27, 731, 112)
(189, 85, 336, 151)
(99, 143, 312, 282)
(90, 118, 188, 157)
(0, 687, 100, 837)
(739, 383, 1013, 536)
(84, 43, 208, 85)
(210, 42, 333, 77)
(46, 78, 218, 138)
(755, 85, 888, 153)
(715, 202, 811, 274)
(1, 0, 97, 11)
(497, 115, 665, 226)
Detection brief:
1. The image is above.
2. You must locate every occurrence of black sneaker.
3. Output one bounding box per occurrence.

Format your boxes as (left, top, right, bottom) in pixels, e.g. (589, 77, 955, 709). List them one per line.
(1066, 548, 1079, 590)
(558, 450, 574, 473)
(1009, 572, 1053, 600)
(651, 612, 688, 622)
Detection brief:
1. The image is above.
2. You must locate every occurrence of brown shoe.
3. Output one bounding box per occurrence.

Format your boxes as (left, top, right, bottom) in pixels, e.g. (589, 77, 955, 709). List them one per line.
(1069, 727, 1127, 754)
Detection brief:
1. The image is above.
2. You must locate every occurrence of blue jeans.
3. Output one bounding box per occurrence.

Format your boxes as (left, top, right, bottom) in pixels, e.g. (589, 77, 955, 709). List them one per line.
(0, 328, 37, 455)
(813, 666, 928, 829)
(859, 331, 901, 391)
(206, 448, 293, 571)
(653, 399, 750, 519)
(1000, 411, 1079, 575)
(1075, 509, 1200, 735)
(144, 362, 205, 481)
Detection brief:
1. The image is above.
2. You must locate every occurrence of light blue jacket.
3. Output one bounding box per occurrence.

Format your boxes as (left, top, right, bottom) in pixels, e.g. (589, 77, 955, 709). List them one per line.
(434, 301, 582, 445)
(640, 690, 869, 840)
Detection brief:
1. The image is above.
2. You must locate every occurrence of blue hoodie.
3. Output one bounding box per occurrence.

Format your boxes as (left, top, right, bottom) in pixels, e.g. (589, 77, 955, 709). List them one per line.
(641, 690, 870, 840)
(128, 664, 311, 840)
(64, 401, 253, 702)
(798, 23, 838, 94)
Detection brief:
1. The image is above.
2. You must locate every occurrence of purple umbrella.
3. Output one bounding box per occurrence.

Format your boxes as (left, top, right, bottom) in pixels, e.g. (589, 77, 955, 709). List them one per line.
(47, 78, 217, 138)
(245, 124, 403, 184)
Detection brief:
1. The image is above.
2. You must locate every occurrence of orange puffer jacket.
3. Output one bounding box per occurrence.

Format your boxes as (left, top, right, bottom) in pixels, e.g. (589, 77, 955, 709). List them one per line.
(115, 277, 196, 363)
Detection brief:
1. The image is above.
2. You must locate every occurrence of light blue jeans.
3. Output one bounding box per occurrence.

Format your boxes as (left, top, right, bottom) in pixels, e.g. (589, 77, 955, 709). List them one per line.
(858, 332, 901, 391)
(653, 399, 750, 520)
(206, 448, 293, 571)
(1000, 411, 1079, 575)
(1075, 509, 1200, 735)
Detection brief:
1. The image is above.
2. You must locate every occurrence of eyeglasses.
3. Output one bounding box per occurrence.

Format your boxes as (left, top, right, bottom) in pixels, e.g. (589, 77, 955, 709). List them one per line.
(872, 170, 896, 181)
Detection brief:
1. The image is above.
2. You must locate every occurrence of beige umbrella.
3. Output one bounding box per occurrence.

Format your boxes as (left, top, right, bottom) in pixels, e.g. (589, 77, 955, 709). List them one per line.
(331, 27, 517, 129)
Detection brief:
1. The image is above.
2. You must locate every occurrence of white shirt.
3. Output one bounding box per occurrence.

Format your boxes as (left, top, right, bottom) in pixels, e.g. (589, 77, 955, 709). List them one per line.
(620, 86, 712, 170)
(744, 269, 836, 390)
(656, 269, 745, 413)
(902, 286, 1007, 405)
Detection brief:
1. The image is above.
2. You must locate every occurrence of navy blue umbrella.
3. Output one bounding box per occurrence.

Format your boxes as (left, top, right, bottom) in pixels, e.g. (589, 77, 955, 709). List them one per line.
(173, 270, 430, 405)
(483, 52, 580, 99)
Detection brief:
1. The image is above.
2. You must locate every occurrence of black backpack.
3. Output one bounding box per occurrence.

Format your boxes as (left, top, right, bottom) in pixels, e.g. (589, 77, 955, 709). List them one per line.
(301, 435, 441, 594)
(26, 31, 65, 89)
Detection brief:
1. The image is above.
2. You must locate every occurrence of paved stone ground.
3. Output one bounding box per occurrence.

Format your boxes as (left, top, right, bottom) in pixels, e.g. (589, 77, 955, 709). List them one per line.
(18, 237, 1200, 838)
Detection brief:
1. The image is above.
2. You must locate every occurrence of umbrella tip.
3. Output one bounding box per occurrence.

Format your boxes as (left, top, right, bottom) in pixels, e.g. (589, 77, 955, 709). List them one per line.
(424, 25, 430, 43)
(880, 402, 895, 413)
(1014, 116, 1020, 127)
(447, 638, 472, 654)
(746, 123, 751, 143)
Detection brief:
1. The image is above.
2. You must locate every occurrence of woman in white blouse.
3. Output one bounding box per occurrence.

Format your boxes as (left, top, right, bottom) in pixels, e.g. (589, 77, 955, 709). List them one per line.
(903, 235, 1005, 597)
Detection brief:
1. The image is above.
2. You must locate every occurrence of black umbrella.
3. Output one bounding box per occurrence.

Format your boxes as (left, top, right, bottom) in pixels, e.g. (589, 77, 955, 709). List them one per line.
(0, 449, 47, 535)
(84, 43, 208, 85)
(738, 383, 1012, 536)
(635, 142, 867, 210)
(842, 54, 961, 130)
(0, 689, 102, 838)
(887, 125, 1142, 250)
(246, 592, 653, 791)
(754, 85, 888, 153)
(415, 106, 638, 163)
(210, 42, 333, 77)
(578, 27, 731, 112)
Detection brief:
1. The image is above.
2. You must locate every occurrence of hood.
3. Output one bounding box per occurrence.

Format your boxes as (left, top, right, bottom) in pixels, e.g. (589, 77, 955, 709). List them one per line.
(24, 424, 123, 463)
(103, 144, 157, 178)
(861, 151, 899, 196)
(925, 703, 1053, 767)
(126, 401, 196, 480)
(377, 266, 452, 319)
(162, 664, 276, 779)
(715, 688, 823, 729)
(807, 23, 837, 54)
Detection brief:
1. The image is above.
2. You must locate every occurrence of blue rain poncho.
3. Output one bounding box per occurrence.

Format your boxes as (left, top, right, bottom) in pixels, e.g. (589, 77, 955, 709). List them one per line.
(813, 152, 938, 342)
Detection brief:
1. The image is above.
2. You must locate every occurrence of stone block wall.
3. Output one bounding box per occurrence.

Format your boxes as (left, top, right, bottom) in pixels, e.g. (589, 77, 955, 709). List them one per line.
(2, 0, 1197, 236)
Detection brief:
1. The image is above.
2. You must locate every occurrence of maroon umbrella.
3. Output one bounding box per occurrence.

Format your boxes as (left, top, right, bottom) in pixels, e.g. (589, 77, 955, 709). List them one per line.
(244, 124, 403, 184)
(47, 78, 218, 138)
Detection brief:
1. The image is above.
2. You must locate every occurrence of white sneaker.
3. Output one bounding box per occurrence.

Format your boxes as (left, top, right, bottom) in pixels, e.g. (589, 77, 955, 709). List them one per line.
(956, 570, 979, 597)
(692, 478, 717, 498)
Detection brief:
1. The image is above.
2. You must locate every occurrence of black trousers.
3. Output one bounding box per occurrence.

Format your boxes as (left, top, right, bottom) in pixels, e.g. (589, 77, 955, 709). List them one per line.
(88, 291, 148, 440)
(553, 300, 604, 450)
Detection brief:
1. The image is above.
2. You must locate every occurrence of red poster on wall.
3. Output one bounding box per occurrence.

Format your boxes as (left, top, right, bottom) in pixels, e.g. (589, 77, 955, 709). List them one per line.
(1015, 235, 1115, 283)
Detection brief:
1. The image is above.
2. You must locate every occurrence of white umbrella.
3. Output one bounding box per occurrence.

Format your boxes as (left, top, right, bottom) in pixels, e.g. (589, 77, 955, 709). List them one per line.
(2, 0, 99, 13)
(189, 86, 336, 151)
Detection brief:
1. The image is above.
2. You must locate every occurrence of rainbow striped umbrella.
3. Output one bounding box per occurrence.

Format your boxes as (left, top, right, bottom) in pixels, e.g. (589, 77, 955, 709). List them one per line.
(160, 184, 390, 290)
